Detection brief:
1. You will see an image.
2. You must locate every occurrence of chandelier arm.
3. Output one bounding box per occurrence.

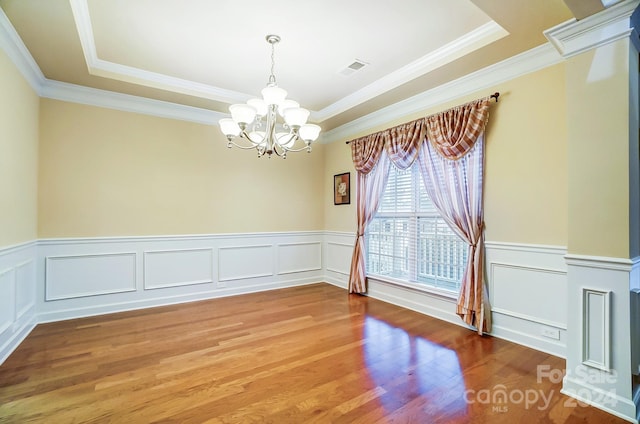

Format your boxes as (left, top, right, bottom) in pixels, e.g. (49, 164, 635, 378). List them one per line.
(271, 146, 285, 158)
(280, 139, 313, 153)
(225, 138, 262, 150)
(241, 130, 260, 145)
(225, 128, 266, 149)
(272, 138, 289, 157)
(274, 133, 296, 149)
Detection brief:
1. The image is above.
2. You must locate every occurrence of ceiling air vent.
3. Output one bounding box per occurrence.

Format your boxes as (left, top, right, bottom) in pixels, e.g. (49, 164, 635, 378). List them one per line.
(339, 59, 368, 76)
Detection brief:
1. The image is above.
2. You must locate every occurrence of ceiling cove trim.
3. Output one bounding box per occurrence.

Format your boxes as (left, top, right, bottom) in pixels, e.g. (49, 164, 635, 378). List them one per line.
(325, 2, 640, 144)
(321, 43, 563, 144)
(314, 21, 509, 122)
(68, 0, 250, 105)
(40, 80, 224, 125)
(544, 0, 639, 58)
(0, 7, 45, 93)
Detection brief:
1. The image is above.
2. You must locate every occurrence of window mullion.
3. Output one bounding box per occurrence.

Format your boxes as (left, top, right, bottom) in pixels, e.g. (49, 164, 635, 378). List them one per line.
(410, 166, 418, 283)
(365, 162, 467, 294)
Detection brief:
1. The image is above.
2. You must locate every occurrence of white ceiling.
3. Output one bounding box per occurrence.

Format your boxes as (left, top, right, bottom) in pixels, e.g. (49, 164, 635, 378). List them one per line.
(0, 0, 614, 132)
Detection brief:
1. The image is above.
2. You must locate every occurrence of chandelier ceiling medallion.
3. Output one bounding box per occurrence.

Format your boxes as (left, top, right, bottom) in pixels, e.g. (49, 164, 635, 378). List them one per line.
(218, 35, 321, 158)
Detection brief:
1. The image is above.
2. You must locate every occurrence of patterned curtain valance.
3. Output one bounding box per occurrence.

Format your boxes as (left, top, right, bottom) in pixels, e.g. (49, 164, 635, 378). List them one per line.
(348, 96, 491, 164)
(350, 131, 386, 175)
(425, 98, 490, 160)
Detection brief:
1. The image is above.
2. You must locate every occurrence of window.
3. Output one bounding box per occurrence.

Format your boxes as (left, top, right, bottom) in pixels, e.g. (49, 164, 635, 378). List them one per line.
(366, 164, 467, 293)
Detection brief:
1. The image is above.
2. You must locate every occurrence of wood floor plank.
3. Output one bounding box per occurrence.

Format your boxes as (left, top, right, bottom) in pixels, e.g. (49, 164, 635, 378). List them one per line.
(0, 283, 628, 423)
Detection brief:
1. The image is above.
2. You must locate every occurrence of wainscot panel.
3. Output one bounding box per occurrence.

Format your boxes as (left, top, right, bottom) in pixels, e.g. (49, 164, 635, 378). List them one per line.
(323, 232, 354, 289)
(218, 244, 274, 282)
(486, 242, 567, 357)
(144, 248, 214, 290)
(45, 253, 137, 300)
(277, 242, 322, 275)
(0, 241, 37, 365)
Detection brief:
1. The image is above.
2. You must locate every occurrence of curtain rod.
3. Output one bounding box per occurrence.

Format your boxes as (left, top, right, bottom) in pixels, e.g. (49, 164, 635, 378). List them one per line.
(345, 92, 499, 144)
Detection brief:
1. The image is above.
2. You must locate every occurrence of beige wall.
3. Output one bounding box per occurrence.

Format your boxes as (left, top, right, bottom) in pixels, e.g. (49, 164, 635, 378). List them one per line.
(323, 63, 569, 247)
(566, 39, 631, 258)
(0, 49, 39, 248)
(484, 64, 568, 245)
(323, 140, 356, 233)
(38, 99, 325, 237)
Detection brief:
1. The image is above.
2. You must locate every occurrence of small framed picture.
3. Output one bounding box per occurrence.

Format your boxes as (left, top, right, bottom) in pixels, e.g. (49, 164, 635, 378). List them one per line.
(334, 172, 350, 205)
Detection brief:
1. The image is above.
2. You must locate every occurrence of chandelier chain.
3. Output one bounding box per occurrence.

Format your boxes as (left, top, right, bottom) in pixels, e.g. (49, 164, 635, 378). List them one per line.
(269, 39, 276, 86)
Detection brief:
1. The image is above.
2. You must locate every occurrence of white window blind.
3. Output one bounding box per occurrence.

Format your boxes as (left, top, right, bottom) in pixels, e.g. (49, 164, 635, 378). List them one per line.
(366, 164, 467, 292)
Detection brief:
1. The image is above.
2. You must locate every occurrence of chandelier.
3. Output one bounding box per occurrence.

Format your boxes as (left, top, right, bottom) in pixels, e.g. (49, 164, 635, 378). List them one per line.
(218, 35, 321, 158)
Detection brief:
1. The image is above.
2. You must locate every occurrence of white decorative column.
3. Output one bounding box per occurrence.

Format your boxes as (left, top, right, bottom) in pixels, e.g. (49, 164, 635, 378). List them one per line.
(564, 256, 637, 421)
(546, 1, 640, 421)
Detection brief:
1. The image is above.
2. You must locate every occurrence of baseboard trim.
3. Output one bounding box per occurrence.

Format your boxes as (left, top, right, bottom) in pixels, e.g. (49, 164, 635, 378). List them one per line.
(366, 281, 464, 329)
(562, 375, 639, 423)
(0, 317, 36, 365)
(490, 323, 565, 358)
(38, 277, 321, 324)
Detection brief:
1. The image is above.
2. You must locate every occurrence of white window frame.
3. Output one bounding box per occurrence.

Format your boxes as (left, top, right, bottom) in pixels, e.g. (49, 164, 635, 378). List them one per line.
(365, 163, 467, 297)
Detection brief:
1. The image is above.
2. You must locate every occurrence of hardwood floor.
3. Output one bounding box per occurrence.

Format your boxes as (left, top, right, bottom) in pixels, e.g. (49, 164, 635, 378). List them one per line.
(0, 283, 627, 423)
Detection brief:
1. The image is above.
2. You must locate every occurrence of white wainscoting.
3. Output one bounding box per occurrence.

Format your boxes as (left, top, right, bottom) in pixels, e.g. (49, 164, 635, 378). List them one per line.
(1, 232, 570, 366)
(0, 268, 16, 335)
(323, 232, 354, 289)
(562, 255, 638, 422)
(486, 242, 567, 357)
(0, 241, 37, 365)
(36, 232, 324, 324)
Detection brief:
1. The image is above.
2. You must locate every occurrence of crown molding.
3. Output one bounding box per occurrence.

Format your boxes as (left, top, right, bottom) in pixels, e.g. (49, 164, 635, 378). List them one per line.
(544, 0, 639, 58)
(40, 79, 223, 125)
(324, 1, 640, 144)
(68, 0, 251, 105)
(0, 6, 44, 93)
(321, 43, 563, 144)
(0, 5, 224, 125)
(314, 21, 508, 122)
(90, 58, 251, 105)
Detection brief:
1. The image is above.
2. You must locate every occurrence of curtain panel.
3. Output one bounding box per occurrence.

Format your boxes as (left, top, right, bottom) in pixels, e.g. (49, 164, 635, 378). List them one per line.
(347, 97, 492, 335)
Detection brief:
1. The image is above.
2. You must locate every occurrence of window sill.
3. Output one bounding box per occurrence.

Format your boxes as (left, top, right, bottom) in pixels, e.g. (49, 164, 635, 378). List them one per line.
(366, 274, 459, 301)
